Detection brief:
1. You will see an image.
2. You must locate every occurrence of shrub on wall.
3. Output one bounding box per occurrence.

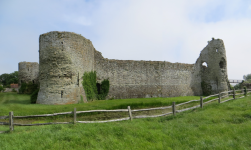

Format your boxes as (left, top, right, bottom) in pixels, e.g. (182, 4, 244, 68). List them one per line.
(19, 83, 27, 94)
(19, 82, 39, 94)
(201, 81, 212, 96)
(30, 89, 39, 104)
(82, 71, 97, 101)
(82, 71, 110, 101)
(98, 79, 110, 100)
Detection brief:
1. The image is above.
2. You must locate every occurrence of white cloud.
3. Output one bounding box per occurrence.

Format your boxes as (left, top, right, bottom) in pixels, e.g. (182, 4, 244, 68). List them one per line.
(0, 0, 251, 80)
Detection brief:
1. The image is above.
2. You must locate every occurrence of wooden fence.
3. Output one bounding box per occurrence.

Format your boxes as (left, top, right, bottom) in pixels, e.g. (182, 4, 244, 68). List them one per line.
(1, 89, 251, 132)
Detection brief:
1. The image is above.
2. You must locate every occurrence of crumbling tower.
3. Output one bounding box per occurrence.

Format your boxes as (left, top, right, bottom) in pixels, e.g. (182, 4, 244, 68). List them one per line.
(195, 38, 229, 95)
(37, 31, 95, 104)
(18, 62, 39, 86)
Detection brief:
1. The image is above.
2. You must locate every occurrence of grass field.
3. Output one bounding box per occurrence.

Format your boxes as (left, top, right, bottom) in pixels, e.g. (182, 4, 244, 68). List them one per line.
(1, 92, 251, 149)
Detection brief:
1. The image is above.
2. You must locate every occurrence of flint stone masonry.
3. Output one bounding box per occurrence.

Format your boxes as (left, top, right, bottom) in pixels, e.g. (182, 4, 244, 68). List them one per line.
(24, 31, 228, 105)
(36, 31, 94, 104)
(95, 50, 201, 99)
(18, 62, 39, 86)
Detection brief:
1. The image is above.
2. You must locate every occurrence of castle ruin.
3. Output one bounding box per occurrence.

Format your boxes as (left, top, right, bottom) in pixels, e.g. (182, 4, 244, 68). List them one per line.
(18, 62, 39, 86)
(18, 31, 229, 104)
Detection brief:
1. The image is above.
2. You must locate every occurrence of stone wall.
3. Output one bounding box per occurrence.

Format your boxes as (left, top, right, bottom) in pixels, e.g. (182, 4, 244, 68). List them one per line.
(94, 50, 201, 99)
(18, 62, 39, 86)
(34, 31, 229, 104)
(37, 31, 95, 104)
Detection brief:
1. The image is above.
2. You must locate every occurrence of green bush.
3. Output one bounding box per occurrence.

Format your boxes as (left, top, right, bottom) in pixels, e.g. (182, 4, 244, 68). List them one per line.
(12, 88, 17, 92)
(243, 86, 247, 96)
(30, 89, 39, 104)
(0, 85, 3, 92)
(82, 71, 97, 101)
(19, 83, 27, 94)
(98, 79, 110, 100)
(82, 71, 110, 101)
(19, 82, 39, 94)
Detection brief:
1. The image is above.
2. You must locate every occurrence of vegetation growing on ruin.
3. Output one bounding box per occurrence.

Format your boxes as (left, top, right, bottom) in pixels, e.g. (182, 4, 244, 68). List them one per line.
(97, 79, 110, 100)
(19, 82, 38, 95)
(0, 93, 251, 149)
(82, 71, 110, 101)
(201, 81, 212, 96)
(82, 71, 97, 101)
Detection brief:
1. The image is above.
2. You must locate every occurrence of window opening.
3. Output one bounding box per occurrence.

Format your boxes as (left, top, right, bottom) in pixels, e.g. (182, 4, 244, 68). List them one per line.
(61, 91, 63, 98)
(219, 58, 226, 69)
(219, 61, 225, 68)
(216, 49, 218, 52)
(202, 62, 208, 68)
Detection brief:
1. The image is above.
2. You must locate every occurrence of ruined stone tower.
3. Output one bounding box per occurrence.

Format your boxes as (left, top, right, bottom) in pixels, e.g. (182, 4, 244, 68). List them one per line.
(36, 31, 95, 104)
(194, 38, 229, 95)
(18, 62, 39, 86)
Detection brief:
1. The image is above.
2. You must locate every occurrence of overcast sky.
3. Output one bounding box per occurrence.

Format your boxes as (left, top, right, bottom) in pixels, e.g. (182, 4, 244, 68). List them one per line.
(0, 0, 251, 80)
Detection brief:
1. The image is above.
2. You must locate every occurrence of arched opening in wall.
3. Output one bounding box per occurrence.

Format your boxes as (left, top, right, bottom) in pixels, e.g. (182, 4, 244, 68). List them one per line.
(61, 90, 63, 98)
(28, 68, 29, 71)
(219, 58, 226, 69)
(96, 83, 101, 94)
(216, 49, 218, 52)
(202, 62, 208, 68)
(32, 80, 34, 84)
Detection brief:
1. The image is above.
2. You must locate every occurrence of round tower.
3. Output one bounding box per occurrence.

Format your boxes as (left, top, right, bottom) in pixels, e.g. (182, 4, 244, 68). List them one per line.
(37, 31, 95, 104)
(196, 38, 229, 95)
(18, 62, 39, 86)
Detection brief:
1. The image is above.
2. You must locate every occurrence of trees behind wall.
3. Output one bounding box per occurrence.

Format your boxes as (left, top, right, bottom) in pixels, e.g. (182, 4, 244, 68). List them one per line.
(0, 71, 18, 88)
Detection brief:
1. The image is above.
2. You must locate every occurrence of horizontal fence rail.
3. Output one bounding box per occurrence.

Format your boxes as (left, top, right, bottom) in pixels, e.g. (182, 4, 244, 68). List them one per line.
(1, 88, 250, 132)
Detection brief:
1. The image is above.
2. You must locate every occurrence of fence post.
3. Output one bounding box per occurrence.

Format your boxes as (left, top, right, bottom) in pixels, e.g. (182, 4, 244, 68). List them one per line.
(73, 108, 76, 124)
(172, 102, 176, 116)
(9, 111, 13, 131)
(127, 106, 133, 121)
(200, 96, 203, 108)
(233, 88, 236, 99)
(218, 92, 221, 103)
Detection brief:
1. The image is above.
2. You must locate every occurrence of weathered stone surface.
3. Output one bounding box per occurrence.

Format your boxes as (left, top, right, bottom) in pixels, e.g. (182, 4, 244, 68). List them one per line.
(194, 39, 229, 95)
(18, 62, 39, 86)
(36, 31, 94, 104)
(23, 31, 228, 104)
(95, 50, 200, 99)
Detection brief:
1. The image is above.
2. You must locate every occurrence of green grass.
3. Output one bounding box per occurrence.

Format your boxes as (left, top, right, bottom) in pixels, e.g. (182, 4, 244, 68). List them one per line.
(1, 92, 251, 149)
(0, 92, 201, 116)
